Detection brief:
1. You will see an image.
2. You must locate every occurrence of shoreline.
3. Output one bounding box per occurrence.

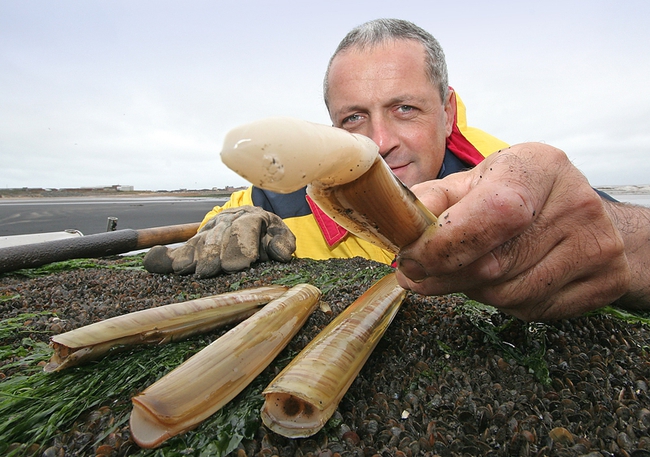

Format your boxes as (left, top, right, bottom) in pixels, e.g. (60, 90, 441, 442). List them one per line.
(596, 184, 650, 195)
(0, 189, 234, 200)
(2, 184, 649, 200)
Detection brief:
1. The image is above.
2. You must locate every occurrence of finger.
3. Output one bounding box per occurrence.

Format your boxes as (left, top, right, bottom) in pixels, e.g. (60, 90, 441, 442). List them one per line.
(263, 214, 296, 262)
(170, 242, 199, 275)
(219, 211, 264, 272)
(409, 171, 470, 217)
(398, 180, 538, 284)
(454, 207, 562, 290)
(397, 146, 563, 286)
(465, 241, 630, 321)
(194, 222, 228, 278)
(142, 245, 175, 274)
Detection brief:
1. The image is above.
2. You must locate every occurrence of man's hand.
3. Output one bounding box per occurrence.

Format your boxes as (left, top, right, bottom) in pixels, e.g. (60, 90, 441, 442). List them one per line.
(143, 206, 296, 278)
(395, 143, 635, 321)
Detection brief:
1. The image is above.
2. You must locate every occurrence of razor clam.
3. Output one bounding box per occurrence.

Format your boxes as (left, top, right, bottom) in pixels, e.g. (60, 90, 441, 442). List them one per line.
(129, 283, 321, 449)
(44, 285, 289, 372)
(261, 273, 406, 437)
(220, 117, 437, 253)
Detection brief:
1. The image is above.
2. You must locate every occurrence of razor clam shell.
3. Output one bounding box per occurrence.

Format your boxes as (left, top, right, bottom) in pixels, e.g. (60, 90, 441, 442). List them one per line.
(220, 117, 436, 253)
(261, 273, 406, 438)
(44, 285, 289, 372)
(129, 283, 322, 449)
(307, 157, 437, 254)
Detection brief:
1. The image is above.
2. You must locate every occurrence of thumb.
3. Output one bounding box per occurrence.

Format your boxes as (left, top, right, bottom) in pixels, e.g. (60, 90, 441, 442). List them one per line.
(143, 245, 175, 274)
(263, 216, 296, 262)
(409, 169, 475, 218)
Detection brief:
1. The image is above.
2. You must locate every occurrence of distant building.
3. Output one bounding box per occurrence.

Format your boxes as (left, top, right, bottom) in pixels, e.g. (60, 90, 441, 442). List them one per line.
(213, 185, 247, 192)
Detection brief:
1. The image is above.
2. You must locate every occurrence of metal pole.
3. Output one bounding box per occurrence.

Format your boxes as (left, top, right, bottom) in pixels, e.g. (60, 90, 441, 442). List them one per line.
(106, 217, 118, 232)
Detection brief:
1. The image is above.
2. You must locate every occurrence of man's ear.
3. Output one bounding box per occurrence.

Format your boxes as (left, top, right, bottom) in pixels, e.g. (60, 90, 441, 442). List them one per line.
(444, 87, 457, 138)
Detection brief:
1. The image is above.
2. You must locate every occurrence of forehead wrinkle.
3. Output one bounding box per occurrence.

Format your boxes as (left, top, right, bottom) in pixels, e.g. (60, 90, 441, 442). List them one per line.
(385, 94, 427, 105)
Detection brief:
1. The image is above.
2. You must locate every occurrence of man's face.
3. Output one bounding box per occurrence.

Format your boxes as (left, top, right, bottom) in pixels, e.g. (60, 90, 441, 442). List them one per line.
(327, 39, 455, 188)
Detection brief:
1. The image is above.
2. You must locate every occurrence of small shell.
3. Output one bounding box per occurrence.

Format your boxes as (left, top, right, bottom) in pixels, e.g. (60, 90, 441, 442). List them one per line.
(261, 274, 406, 438)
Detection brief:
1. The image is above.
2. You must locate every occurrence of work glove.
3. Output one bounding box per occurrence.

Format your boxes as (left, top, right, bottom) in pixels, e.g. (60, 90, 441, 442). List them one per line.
(143, 206, 296, 278)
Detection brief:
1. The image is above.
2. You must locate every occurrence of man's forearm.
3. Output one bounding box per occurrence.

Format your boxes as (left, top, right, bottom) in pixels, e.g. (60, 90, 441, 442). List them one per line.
(605, 199, 650, 309)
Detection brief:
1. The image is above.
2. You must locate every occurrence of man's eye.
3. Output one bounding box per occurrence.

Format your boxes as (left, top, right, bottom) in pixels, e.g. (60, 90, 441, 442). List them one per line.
(398, 105, 415, 113)
(342, 114, 362, 125)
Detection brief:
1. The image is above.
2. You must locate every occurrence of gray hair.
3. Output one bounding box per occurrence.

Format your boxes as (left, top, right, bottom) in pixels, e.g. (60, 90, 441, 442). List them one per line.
(323, 18, 449, 109)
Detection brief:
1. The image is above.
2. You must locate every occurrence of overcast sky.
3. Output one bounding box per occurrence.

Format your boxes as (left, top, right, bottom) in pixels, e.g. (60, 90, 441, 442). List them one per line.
(2, 1, 649, 190)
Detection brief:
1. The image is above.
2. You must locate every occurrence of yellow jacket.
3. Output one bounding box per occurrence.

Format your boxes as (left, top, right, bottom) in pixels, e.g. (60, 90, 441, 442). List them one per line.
(201, 93, 507, 265)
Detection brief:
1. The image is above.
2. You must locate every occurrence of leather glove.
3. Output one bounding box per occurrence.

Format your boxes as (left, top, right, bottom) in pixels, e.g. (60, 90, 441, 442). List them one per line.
(143, 206, 296, 278)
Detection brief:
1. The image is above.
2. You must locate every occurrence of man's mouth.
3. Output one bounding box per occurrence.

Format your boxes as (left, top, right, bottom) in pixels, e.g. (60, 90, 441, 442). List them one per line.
(389, 163, 408, 175)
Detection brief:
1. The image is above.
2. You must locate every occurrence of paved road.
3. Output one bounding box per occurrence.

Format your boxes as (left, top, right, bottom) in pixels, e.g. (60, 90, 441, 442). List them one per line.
(1, 193, 647, 239)
(0, 197, 228, 237)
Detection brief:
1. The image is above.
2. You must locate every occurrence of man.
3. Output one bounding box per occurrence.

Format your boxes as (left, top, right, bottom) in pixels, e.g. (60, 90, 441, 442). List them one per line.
(145, 21, 506, 272)
(145, 19, 650, 321)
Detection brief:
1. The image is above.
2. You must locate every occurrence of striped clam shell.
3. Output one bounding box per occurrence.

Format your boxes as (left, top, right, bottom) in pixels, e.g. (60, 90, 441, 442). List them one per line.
(44, 285, 289, 372)
(129, 283, 322, 448)
(261, 274, 406, 438)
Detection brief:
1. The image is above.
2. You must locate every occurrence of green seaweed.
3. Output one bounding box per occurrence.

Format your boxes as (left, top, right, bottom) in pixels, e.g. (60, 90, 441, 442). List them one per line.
(0, 337, 208, 456)
(0, 338, 51, 373)
(591, 305, 650, 325)
(0, 313, 53, 340)
(459, 298, 551, 385)
(7, 255, 146, 278)
(273, 259, 393, 293)
(0, 292, 21, 303)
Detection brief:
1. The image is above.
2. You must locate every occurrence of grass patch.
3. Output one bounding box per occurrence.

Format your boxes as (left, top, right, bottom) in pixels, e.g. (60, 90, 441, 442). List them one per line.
(0, 333, 269, 457)
(271, 259, 393, 294)
(6, 255, 146, 278)
(591, 305, 650, 325)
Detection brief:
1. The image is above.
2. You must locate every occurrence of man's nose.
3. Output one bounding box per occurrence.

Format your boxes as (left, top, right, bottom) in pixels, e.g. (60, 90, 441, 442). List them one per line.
(368, 118, 398, 156)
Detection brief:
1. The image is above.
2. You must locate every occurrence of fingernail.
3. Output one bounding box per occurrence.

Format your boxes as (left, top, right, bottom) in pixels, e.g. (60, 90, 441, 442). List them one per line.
(396, 256, 427, 283)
